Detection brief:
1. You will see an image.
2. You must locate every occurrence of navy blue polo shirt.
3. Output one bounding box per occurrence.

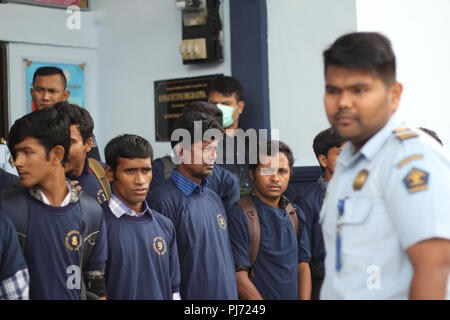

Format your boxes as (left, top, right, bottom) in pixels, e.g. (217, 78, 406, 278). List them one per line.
(24, 195, 107, 300)
(147, 158, 240, 210)
(227, 194, 311, 300)
(66, 158, 108, 205)
(149, 170, 238, 300)
(0, 210, 27, 282)
(102, 200, 180, 300)
(0, 168, 19, 194)
(294, 177, 327, 268)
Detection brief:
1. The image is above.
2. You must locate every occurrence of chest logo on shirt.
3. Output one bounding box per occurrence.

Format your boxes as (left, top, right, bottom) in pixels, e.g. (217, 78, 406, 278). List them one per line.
(96, 189, 107, 204)
(65, 230, 82, 251)
(217, 214, 227, 230)
(153, 237, 167, 255)
(403, 168, 429, 194)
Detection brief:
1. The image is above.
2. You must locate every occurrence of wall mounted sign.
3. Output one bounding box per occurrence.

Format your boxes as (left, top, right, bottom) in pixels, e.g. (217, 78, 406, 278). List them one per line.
(154, 74, 222, 141)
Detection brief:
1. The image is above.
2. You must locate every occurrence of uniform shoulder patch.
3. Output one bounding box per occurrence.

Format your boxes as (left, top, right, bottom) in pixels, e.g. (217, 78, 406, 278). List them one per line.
(393, 128, 419, 141)
(403, 167, 429, 193)
(0, 138, 4, 144)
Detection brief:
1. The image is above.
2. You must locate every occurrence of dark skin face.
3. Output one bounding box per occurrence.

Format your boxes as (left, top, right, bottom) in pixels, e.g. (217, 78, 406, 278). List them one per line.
(176, 140, 218, 185)
(249, 152, 291, 209)
(208, 91, 245, 133)
(324, 65, 402, 153)
(106, 157, 152, 213)
(318, 143, 346, 182)
(30, 74, 70, 110)
(64, 125, 92, 176)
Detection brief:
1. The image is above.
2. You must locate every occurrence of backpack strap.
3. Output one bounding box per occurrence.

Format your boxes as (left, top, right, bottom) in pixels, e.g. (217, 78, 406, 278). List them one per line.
(236, 195, 260, 280)
(0, 184, 29, 250)
(280, 195, 299, 238)
(88, 158, 112, 201)
(79, 192, 104, 300)
(236, 195, 299, 280)
(160, 155, 177, 180)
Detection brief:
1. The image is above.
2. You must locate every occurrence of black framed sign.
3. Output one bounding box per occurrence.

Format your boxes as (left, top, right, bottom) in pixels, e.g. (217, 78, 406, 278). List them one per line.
(154, 74, 222, 141)
(4, 0, 89, 10)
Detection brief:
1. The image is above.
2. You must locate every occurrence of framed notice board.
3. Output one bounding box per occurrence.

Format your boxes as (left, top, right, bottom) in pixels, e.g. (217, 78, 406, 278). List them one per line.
(154, 74, 222, 141)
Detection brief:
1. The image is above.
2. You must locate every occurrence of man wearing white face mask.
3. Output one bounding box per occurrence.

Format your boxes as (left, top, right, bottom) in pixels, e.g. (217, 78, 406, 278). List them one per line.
(208, 76, 254, 197)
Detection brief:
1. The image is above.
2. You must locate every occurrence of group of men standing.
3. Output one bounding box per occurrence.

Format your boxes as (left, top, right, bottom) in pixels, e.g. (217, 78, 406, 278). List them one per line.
(0, 31, 449, 300)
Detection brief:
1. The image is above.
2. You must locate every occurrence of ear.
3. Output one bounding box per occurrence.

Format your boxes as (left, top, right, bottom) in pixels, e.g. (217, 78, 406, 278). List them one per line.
(174, 143, 184, 160)
(317, 154, 328, 168)
(105, 165, 114, 183)
(237, 100, 245, 115)
(389, 81, 403, 112)
(84, 137, 93, 153)
(51, 145, 65, 166)
(63, 90, 71, 101)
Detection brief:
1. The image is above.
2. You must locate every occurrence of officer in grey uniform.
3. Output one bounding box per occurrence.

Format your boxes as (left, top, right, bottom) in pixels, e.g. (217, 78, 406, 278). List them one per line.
(319, 32, 450, 299)
(0, 139, 18, 176)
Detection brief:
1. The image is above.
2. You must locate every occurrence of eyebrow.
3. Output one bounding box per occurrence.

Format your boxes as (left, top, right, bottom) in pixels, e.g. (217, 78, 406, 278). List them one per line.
(326, 82, 370, 90)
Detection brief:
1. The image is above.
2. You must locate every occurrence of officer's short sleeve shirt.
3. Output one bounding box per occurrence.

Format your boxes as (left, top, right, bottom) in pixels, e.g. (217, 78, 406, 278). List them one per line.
(320, 113, 450, 299)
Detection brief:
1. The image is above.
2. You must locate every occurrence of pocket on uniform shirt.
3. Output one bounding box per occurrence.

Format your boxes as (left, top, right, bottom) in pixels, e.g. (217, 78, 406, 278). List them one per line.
(337, 198, 372, 226)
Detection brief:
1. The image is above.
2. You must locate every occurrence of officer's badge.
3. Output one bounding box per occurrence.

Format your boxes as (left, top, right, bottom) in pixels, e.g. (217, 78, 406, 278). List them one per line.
(353, 169, 369, 191)
(65, 230, 82, 251)
(217, 213, 227, 230)
(403, 168, 429, 193)
(153, 236, 167, 255)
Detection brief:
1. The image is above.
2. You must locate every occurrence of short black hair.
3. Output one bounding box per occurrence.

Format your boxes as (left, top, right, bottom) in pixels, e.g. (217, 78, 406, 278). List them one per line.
(33, 66, 67, 89)
(8, 107, 70, 165)
(313, 127, 345, 159)
(54, 102, 94, 144)
(209, 76, 244, 102)
(323, 32, 396, 85)
(182, 101, 223, 126)
(170, 111, 223, 149)
(105, 134, 154, 174)
(249, 140, 295, 173)
(419, 127, 443, 146)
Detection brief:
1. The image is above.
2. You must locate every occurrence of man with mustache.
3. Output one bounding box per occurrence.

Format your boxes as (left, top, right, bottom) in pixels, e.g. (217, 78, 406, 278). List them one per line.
(319, 32, 450, 299)
(149, 111, 237, 300)
(227, 140, 312, 300)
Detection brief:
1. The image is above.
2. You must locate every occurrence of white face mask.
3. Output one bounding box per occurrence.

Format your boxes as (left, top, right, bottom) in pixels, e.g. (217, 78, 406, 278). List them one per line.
(216, 104, 234, 128)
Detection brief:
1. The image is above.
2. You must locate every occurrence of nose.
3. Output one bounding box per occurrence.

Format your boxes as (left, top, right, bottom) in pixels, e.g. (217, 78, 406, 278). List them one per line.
(134, 171, 146, 185)
(42, 90, 51, 100)
(337, 90, 353, 110)
(13, 153, 23, 168)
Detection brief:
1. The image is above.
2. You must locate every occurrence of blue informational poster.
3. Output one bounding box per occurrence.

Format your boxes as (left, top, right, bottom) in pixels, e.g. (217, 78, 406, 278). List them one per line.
(26, 61, 85, 112)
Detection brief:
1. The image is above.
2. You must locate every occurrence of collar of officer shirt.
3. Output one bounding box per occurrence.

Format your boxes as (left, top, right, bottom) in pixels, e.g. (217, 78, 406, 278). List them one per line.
(109, 193, 152, 218)
(170, 169, 208, 196)
(339, 112, 405, 167)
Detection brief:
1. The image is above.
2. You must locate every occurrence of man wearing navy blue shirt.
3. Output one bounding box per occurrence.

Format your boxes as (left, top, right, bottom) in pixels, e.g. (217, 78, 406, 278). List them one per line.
(55, 103, 109, 204)
(149, 112, 238, 300)
(147, 101, 240, 211)
(5, 107, 107, 300)
(0, 210, 29, 300)
(294, 127, 345, 300)
(102, 134, 181, 300)
(227, 140, 312, 300)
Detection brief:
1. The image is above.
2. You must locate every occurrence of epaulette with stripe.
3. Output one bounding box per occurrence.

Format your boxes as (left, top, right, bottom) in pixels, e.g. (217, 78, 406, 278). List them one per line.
(393, 128, 419, 141)
(0, 138, 5, 144)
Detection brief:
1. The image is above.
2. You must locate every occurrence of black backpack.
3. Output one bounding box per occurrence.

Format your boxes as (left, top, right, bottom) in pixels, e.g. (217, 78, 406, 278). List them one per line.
(0, 184, 103, 300)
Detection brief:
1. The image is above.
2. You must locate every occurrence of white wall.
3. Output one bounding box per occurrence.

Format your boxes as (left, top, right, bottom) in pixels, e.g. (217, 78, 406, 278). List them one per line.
(357, 0, 450, 152)
(267, 0, 357, 166)
(93, 0, 231, 159)
(0, 2, 100, 134)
